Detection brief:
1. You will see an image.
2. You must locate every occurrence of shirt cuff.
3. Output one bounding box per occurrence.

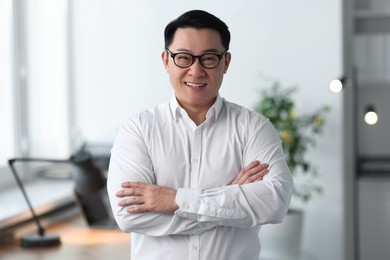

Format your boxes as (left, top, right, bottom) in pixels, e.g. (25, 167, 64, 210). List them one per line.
(174, 187, 247, 220)
(175, 188, 202, 217)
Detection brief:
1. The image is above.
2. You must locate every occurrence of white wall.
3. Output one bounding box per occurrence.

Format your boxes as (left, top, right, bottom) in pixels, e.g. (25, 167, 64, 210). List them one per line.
(71, 1, 344, 259)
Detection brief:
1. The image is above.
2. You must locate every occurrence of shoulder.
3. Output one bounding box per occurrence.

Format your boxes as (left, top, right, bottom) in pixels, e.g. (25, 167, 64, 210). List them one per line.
(222, 99, 282, 149)
(125, 102, 170, 124)
(120, 102, 171, 135)
(221, 98, 279, 141)
(222, 98, 268, 125)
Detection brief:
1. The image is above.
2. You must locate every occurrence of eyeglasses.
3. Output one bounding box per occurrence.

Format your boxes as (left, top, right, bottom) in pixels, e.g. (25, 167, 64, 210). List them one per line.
(166, 49, 227, 69)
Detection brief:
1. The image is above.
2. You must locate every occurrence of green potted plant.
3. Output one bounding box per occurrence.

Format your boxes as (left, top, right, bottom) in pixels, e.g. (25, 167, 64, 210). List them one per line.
(255, 81, 330, 258)
(254, 82, 330, 203)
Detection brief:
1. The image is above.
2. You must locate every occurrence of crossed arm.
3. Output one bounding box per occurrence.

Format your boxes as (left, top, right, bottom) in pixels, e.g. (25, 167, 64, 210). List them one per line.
(115, 160, 269, 214)
(107, 115, 293, 236)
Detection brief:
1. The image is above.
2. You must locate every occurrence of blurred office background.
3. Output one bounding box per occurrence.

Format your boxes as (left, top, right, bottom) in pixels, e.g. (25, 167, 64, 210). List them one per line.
(1, 1, 390, 260)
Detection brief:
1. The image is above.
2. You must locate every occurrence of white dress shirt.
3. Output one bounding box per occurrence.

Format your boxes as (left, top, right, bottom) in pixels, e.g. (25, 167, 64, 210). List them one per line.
(107, 95, 293, 260)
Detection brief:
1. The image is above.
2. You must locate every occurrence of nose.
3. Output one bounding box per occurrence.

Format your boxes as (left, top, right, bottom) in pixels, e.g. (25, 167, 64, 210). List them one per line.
(188, 58, 205, 77)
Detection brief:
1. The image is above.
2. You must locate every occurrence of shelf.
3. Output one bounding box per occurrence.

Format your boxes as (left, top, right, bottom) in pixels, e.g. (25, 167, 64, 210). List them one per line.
(357, 81, 390, 89)
(355, 10, 390, 19)
(355, 15, 390, 33)
(358, 156, 390, 177)
(355, 6, 390, 33)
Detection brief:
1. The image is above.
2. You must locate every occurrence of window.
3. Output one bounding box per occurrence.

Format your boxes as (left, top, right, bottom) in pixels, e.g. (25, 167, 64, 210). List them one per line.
(0, 0, 15, 168)
(26, 0, 74, 159)
(0, 0, 75, 173)
(0, 0, 77, 223)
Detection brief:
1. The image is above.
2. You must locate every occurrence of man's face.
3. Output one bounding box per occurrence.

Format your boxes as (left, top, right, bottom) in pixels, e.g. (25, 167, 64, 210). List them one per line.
(162, 28, 231, 112)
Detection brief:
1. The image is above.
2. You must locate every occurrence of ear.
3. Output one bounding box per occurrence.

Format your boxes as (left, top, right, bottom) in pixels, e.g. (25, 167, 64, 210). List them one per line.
(223, 52, 231, 74)
(162, 51, 169, 73)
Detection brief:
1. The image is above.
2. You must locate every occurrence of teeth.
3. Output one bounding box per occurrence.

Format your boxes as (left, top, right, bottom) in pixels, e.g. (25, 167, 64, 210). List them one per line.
(186, 82, 206, 88)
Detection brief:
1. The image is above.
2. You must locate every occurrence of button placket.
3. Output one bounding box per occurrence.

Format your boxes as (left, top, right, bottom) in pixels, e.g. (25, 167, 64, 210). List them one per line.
(190, 127, 202, 188)
(190, 235, 200, 260)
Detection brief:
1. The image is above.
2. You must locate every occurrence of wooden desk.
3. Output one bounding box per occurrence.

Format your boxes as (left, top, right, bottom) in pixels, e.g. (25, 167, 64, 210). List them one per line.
(0, 215, 130, 260)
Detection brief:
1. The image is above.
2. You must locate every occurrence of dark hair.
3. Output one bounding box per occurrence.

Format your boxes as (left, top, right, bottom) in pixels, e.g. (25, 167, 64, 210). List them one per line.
(164, 10, 230, 51)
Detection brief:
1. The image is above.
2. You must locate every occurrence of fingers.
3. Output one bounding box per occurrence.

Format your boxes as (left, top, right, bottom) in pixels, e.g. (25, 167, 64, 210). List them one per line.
(116, 182, 144, 197)
(116, 182, 145, 207)
(118, 195, 143, 207)
(230, 161, 259, 184)
(116, 182, 146, 210)
(230, 160, 269, 185)
(116, 187, 142, 197)
(115, 182, 178, 213)
(120, 181, 145, 189)
(247, 162, 269, 182)
(239, 161, 262, 178)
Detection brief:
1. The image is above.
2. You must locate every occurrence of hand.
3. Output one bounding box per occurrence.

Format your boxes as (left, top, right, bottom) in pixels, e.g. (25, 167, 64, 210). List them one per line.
(116, 182, 179, 214)
(230, 160, 269, 185)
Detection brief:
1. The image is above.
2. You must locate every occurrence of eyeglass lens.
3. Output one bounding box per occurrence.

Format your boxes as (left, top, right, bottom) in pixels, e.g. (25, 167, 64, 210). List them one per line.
(174, 53, 221, 69)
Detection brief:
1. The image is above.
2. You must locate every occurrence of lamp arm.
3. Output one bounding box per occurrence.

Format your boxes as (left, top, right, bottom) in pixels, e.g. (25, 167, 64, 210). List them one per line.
(8, 158, 70, 236)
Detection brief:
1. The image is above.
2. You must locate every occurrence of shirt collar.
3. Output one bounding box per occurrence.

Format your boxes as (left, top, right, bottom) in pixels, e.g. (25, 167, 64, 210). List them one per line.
(169, 96, 181, 122)
(169, 95, 224, 122)
(206, 95, 223, 122)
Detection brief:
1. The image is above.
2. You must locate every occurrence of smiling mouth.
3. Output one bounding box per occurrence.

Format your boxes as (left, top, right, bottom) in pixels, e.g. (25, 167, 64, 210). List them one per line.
(185, 82, 207, 88)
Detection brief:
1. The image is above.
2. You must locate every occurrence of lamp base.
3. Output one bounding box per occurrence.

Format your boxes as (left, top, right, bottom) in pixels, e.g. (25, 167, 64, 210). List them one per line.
(21, 233, 61, 248)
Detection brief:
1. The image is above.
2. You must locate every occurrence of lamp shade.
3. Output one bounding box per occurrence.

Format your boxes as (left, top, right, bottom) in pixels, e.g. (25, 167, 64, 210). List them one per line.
(70, 150, 107, 194)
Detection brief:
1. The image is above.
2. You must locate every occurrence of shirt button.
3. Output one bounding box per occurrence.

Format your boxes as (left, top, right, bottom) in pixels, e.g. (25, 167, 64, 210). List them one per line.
(192, 245, 198, 251)
(193, 158, 199, 163)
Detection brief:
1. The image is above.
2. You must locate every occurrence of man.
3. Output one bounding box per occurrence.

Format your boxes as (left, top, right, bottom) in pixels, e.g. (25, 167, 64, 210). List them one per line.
(107, 10, 293, 260)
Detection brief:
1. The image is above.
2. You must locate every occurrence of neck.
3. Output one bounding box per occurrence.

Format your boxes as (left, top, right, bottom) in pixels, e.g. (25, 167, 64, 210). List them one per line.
(176, 97, 217, 126)
(184, 106, 208, 126)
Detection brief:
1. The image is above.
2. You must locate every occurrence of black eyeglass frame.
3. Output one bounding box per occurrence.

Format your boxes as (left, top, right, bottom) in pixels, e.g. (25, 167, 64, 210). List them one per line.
(166, 49, 228, 69)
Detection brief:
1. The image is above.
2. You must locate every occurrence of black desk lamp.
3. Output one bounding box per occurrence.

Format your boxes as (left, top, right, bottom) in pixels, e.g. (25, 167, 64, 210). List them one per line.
(8, 150, 107, 248)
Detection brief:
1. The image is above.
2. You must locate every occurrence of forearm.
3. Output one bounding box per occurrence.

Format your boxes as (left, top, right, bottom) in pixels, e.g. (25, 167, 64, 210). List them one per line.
(107, 156, 216, 236)
(112, 172, 292, 235)
(109, 201, 215, 236)
(175, 160, 293, 228)
(111, 147, 290, 231)
(113, 159, 272, 231)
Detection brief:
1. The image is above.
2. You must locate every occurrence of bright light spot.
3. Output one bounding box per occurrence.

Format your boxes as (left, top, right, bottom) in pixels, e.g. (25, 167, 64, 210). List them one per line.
(364, 111, 378, 125)
(329, 79, 343, 93)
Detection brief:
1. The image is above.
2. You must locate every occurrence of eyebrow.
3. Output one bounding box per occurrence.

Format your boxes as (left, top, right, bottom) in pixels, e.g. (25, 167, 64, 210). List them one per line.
(176, 48, 221, 53)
